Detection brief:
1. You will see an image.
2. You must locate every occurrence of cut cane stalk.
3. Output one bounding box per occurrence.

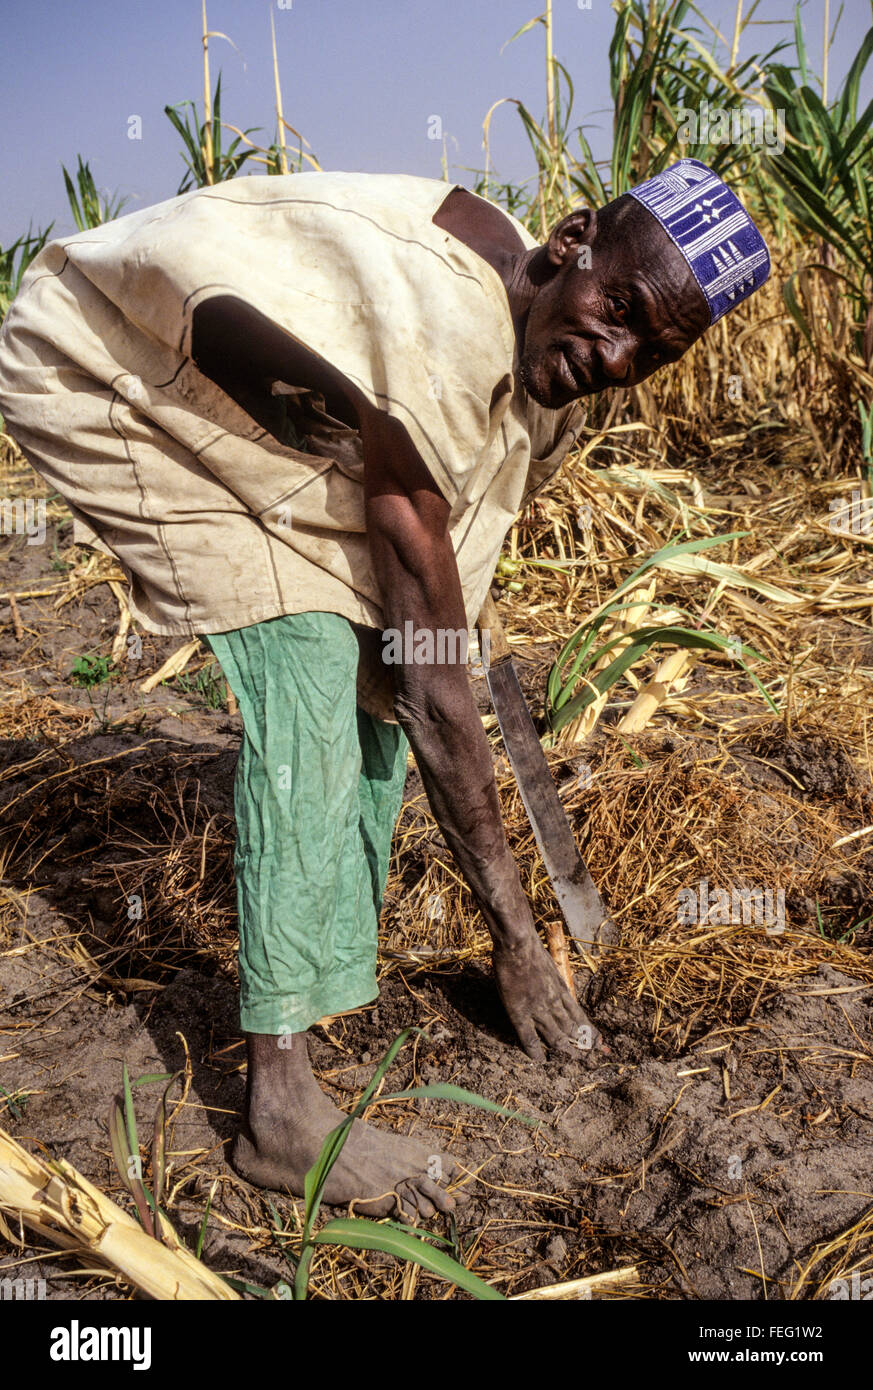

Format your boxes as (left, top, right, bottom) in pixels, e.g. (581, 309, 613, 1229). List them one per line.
(0, 1126, 238, 1300)
(545, 919, 576, 997)
(138, 638, 202, 693)
(617, 646, 697, 733)
(510, 1265, 640, 1299)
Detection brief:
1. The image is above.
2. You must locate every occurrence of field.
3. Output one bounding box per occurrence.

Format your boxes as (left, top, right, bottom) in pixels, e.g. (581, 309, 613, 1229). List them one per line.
(1, 0, 872, 1302)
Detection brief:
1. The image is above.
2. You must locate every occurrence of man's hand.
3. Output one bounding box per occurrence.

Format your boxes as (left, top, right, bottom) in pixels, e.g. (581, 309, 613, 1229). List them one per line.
(493, 932, 599, 1062)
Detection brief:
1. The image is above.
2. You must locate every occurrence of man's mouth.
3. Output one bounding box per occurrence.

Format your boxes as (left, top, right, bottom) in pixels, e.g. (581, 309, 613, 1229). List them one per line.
(557, 348, 591, 395)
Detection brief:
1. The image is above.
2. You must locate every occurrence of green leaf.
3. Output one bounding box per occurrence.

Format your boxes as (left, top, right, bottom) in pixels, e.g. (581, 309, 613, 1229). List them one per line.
(222, 1274, 274, 1298)
(108, 1088, 153, 1235)
(548, 625, 776, 733)
(312, 1218, 504, 1300)
(108, 1095, 132, 1194)
(782, 269, 814, 348)
(376, 1082, 537, 1127)
(377, 1218, 455, 1249)
(150, 1070, 180, 1243)
(122, 1061, 138, 1162)
(195, 1189, 213, 1261)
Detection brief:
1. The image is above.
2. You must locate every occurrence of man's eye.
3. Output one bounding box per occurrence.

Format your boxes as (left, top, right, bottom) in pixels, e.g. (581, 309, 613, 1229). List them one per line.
(609, 296, 629, 322)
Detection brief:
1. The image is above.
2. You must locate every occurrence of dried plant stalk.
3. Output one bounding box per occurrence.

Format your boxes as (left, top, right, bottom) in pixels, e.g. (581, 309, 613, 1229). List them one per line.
(0, 1127, 239, 1301)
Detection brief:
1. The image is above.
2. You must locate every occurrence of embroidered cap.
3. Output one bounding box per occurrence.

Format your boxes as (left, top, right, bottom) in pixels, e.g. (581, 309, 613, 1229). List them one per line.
(626, 157, 770, 323)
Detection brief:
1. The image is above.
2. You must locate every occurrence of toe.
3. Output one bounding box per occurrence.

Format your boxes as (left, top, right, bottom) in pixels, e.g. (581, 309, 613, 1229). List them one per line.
(408, 1185, 436, 1220)
(415, 1175, 455, 1214)
(440, 1154, 462, 1183)
(393, 1182, 425, 1222)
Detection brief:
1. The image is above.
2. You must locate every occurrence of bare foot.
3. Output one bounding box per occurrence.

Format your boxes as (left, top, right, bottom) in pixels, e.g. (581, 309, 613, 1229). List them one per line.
(231, 1033, 460, 1220)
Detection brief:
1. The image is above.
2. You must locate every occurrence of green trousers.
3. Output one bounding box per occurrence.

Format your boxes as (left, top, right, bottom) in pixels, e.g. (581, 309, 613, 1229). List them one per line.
(203, 612, 409, 1035)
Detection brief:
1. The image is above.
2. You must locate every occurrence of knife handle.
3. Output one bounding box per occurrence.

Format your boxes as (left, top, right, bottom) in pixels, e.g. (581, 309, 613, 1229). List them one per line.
(478, 590, 512, 664)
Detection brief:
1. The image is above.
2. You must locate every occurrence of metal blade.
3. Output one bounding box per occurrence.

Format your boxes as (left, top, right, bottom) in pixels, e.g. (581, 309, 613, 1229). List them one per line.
(485, 656, 616, 952)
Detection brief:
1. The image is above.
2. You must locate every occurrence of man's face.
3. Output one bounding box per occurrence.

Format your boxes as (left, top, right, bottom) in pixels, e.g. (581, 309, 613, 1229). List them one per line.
(519, 203, 712, 408)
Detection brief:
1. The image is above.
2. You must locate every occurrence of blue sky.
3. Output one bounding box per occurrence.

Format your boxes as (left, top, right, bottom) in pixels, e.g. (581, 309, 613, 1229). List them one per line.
(2, 0, 870, 244)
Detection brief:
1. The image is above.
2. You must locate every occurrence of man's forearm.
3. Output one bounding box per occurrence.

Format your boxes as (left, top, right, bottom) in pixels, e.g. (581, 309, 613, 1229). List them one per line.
(392, 658, 534, 948)
(360, 404, 535, 948)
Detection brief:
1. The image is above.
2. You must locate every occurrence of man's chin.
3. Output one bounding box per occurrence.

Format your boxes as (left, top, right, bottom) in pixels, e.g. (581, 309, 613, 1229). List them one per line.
(519, 353, 588, 408)
(519, 356, 571, 409)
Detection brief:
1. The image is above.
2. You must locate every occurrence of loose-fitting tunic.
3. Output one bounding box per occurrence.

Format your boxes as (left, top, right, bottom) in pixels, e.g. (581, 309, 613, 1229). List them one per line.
(0, 172, 585, 713)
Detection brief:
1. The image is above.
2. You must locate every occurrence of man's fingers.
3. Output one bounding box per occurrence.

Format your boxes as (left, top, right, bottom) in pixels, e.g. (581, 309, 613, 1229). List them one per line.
(563, 991, 589, 1026)
(515, 1022, 546, 1062)
(534, 1015, 578, 1055)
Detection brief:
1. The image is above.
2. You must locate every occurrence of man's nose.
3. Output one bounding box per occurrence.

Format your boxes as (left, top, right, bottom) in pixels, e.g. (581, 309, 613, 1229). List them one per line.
(597, 339, 634, 383)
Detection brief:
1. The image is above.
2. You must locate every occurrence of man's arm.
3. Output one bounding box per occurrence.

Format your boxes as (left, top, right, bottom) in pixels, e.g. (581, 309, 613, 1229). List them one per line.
(360, 404, 588, 1059)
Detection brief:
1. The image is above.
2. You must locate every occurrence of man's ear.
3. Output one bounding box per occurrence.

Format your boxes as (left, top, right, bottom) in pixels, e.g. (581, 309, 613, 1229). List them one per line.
(545, 207, 598, 268)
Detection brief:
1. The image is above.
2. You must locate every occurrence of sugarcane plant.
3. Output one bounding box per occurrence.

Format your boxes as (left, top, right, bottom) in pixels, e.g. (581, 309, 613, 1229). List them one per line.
(545, 533, 776, 738)
(480, 0, 784, 238)
(165, 73, 259, 194)
(61, 156, 129, 231)
(762, 12, 873, 364)
(596, 0, 785, 196)
(0, 225, 53, 323)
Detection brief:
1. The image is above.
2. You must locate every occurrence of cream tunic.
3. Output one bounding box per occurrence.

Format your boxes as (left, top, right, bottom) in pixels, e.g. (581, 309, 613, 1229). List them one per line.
(0, 172, 584, 711)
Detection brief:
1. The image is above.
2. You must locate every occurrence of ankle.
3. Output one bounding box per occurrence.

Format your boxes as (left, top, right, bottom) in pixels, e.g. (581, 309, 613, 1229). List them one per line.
(242, 1030, 325, 1126)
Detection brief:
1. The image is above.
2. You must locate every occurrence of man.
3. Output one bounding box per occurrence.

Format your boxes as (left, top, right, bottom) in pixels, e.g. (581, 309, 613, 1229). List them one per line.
(0, 158, 769, 1219)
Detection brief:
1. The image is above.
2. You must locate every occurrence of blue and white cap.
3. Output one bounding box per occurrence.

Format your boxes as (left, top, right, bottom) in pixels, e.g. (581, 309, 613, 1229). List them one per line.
(626, 158, 770, 323)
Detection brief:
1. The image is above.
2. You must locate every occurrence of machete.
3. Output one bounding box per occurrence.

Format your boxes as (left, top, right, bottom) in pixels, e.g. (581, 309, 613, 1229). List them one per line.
(477, 591, 616, 957)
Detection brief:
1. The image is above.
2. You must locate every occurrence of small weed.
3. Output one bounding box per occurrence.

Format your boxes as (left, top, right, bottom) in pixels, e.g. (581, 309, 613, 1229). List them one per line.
(70, 653, 114, 688)
(166, 658, 226, 710)
(70, 652, 119, 732)
(815, 900, 872, 945)
(0, 1084, 31, 1120)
